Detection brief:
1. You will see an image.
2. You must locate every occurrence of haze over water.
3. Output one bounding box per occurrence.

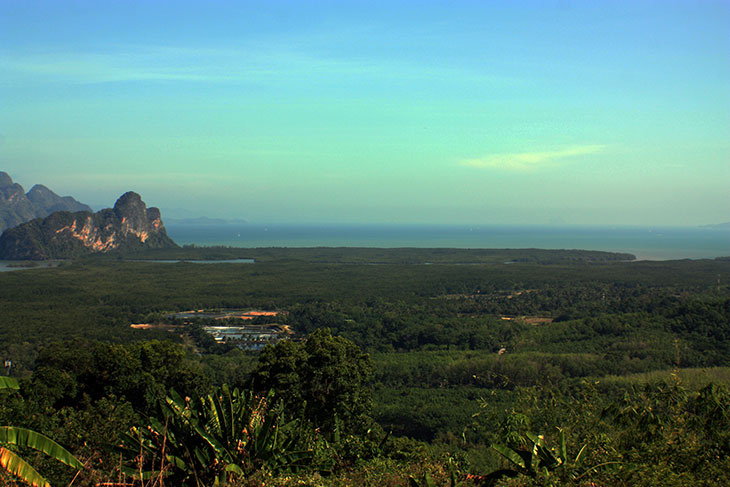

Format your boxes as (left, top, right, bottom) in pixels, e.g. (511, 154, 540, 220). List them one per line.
(166, 224, 730, 261)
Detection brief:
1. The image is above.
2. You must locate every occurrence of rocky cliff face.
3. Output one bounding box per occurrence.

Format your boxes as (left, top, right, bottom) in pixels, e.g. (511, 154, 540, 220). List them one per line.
(0, 191, 177, 259)
(0, 173, 37, 233)
(0, 172, 92, 234)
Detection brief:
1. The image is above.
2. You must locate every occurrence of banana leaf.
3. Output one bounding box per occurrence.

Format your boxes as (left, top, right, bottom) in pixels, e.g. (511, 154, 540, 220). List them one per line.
(491, 443, 526, 470)
(0, 376, 19, 391)
(0, 427, 83, 469)
(0, 447, 50, 487)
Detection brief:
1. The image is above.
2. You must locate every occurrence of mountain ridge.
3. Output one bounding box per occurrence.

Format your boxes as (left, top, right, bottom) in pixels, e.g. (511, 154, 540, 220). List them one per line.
(0, 191, 177, 260)
(0, 171, 92, 234)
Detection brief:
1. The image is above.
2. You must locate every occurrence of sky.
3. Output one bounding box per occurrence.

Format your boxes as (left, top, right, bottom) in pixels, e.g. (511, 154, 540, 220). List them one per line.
(1, 0, 728, 225)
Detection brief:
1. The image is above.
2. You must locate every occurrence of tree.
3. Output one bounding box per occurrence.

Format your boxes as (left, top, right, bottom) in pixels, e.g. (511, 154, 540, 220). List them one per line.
(252, 328, 373, 435)
(27, 339, 210, 413)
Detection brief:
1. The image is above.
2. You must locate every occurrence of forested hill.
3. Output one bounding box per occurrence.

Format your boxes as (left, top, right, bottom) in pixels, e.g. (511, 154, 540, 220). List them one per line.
(0, 191, 177, 259)
(0, 171, 91, 234)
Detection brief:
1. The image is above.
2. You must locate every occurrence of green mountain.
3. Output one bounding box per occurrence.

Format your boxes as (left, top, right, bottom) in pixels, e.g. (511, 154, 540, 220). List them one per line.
(0, 191, 177, 259)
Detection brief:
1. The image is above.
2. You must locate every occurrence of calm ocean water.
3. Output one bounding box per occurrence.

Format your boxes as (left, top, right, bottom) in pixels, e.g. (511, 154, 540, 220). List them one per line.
(165, 224, 730, 261)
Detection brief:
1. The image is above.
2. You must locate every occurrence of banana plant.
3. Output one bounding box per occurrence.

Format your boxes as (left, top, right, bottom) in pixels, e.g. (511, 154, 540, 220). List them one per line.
(486, 429, 587, 483)
(122, 385, 327, 486)
(408, 457, 467, 487)
(1, 376, 84, 487)
(408, 471, 436, 487)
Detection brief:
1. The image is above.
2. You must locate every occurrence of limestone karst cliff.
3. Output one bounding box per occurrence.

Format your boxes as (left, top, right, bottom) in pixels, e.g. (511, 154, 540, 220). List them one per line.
(0, 191, 177, 259)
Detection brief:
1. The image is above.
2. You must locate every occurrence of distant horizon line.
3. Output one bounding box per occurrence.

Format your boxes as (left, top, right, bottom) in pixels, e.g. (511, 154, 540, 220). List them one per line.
(162, 219, 730, 230)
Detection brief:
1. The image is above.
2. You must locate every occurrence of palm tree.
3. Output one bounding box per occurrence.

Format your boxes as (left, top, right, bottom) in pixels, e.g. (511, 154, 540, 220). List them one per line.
(1, 376, 84, 487)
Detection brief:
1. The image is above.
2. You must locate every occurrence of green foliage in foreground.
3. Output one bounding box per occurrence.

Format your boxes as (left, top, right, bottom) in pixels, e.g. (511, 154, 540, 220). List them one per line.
(488, 430, 589, 483)
(0, 426, 84, 487)
(1, 248, 729, 485)
(252, 328, 374, 436)
(1, 377, 83, 487)
(122, 386, 326, 486)
(0, 377, 18, 392)
(463, 377, 730, 487)
(27, 339, 210, 414)
(3, 343, 730, 487)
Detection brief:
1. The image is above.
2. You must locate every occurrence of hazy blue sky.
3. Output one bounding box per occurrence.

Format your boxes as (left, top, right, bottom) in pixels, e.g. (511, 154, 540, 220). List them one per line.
(1, 0, 728, 225)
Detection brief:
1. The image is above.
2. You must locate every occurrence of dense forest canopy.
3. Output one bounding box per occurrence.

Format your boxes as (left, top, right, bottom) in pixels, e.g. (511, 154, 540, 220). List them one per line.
(1, 247, 729, 486)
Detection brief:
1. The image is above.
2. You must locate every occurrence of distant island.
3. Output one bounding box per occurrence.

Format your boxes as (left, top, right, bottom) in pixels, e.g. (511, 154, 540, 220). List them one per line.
(0, 171, 92, 234)
(165, 216, 249, 225)
(0, 191, 177, 260)
(700, 222, 730, 230)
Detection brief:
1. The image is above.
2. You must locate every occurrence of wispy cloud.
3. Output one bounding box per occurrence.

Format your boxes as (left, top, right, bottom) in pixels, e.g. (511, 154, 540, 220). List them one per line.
(461, 145, 605, 171)
(0, 43, 521, 87)
(0, 49, 246, 84)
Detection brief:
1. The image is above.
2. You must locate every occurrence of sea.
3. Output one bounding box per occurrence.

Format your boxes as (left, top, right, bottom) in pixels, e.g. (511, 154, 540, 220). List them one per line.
(165, 223, 730, 261)
(1, 224, 727, 272)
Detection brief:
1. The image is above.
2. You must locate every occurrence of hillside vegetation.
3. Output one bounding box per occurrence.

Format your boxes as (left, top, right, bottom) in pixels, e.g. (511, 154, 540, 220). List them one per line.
(1, 247, 728, 486)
